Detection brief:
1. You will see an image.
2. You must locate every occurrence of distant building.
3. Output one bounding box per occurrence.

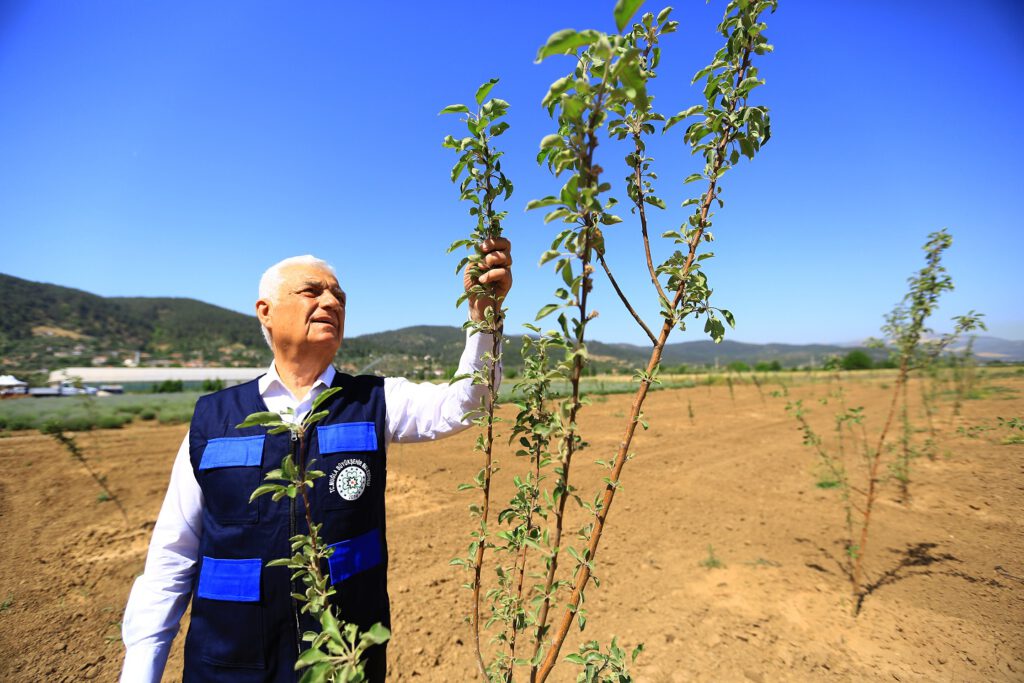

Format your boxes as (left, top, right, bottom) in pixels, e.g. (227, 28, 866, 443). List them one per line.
(0, 375, 28, 396)
(48, 367, 265, 387)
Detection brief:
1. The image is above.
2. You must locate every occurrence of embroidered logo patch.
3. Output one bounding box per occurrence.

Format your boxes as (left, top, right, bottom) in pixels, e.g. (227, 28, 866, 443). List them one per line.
(329, 459, 370, 501)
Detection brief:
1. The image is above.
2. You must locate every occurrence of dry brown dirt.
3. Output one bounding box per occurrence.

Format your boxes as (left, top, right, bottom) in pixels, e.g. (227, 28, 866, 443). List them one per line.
(1, 373, 1022, 682)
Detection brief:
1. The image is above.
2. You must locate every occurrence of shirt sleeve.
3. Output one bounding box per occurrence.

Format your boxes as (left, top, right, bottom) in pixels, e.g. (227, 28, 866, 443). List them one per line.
(384, 329, 501, 443)
(121, 432, 204, 683)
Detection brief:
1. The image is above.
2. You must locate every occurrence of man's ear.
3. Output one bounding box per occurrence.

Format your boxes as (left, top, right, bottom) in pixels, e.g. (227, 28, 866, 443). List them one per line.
(255, 299, 271, 328)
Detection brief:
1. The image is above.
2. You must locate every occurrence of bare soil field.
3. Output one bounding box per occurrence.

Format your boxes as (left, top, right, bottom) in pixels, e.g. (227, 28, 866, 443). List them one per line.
(1, 373, 1021, 682)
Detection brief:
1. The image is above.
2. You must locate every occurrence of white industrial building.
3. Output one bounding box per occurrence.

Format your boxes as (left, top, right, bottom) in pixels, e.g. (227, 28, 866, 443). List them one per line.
(48, 367, 265, 386)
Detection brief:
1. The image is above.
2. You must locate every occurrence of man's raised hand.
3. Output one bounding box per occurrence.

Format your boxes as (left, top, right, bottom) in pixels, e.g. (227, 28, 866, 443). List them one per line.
(466, 237, 512, 324)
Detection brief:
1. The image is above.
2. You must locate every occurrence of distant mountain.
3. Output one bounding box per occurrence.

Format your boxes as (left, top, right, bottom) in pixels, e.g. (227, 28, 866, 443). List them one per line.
(955, 336, 1024, 361)
(2, 273, 1020, 382)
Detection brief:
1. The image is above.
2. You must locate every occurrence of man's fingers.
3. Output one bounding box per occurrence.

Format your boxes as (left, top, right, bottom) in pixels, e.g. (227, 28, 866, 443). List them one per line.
(484, 250, 512, 268)
(479, 237, 511, 254)
(478, 268, 511, 287)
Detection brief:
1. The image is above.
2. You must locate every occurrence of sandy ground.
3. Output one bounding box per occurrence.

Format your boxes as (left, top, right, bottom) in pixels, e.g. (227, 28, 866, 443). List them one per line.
(1, 373, 1022, 682)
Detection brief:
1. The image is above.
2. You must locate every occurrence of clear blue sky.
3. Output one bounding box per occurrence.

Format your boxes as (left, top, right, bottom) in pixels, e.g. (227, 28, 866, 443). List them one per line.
(1, 0, 1021, 345)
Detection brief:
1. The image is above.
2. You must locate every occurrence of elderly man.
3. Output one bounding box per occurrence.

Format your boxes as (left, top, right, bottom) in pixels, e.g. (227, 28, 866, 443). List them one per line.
(121, 239, 511, 682)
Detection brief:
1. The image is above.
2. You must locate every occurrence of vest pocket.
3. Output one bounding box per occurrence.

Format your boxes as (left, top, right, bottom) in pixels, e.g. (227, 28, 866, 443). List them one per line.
(317, 422, 377, 453)
(197, 556, 262, 601)
(327, 529, 383, 584)
(198, 435, 265, 524)
(192, 557, 265, 669)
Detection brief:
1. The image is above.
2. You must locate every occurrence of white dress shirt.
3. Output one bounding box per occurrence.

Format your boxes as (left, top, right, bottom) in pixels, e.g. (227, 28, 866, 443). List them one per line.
(120, 330, 498, 682)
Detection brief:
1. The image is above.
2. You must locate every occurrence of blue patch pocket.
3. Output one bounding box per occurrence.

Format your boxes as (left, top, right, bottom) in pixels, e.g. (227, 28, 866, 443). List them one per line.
(199, 435, 265, 470)
(197, 557, 261, 602)
(318, 422, 377, 454)
(327, 529, 382, 584)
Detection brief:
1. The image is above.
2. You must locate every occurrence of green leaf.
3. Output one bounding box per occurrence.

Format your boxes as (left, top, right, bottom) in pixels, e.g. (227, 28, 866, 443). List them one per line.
(535, 28, 600, 63)
(438, 104, 470, 115)
(249, 484, 284, 503)
(663, 105, 703, 133)
(536, 304, 561, 320)
(296, 648, 329, 667)
(613, 0, 645, 31)
(310, 386, 343, 412)
(526, 196, 560, 211)
(320, 609, 342, 644)
(303, 409, 330, 426)
(544, 208, 571, 224)
(538, 250, 561, 266)
(236, 411, 287, 429)
(539, 134, 564, 151)
(360, 622, 392, 646)
(475, 78, 499, 105)
(297, 662, 330, 683)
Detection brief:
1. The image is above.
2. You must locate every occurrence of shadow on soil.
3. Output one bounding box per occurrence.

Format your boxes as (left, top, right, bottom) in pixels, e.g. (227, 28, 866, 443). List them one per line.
(799, 539, 1008, 614)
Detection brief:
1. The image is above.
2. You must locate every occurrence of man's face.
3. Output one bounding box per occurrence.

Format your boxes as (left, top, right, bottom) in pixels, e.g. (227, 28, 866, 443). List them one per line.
(259, 263, 346, 355)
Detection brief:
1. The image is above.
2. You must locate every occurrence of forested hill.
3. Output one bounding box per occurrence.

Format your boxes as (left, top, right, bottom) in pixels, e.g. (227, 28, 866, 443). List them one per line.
(0, 273, 269, 373)
(0, 273, 261, 345)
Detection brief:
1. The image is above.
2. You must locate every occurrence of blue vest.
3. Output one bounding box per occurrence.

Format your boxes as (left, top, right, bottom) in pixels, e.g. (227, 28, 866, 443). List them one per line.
(182, 371, 389, 682)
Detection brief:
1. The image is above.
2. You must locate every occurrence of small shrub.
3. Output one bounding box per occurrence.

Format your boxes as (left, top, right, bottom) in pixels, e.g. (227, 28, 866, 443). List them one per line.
(139, 409, 157, 421)
(61, 416, 98, 432)
(699, 545, 724, 569)
(97, 414, 128, 429)
(200, 378, 225, 393)
(151, 379, 184, 394)
(158, 410, 192, 425)
(7, 415, 37, 431)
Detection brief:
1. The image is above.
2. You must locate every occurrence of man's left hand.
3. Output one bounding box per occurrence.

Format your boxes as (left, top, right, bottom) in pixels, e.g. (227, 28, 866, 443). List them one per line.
(466, 237, 512, 325)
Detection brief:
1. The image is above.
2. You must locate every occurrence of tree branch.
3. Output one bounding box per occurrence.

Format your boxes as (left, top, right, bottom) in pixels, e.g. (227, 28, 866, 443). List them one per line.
(630, 134, 669, 304)
(597, 253, 657, 345)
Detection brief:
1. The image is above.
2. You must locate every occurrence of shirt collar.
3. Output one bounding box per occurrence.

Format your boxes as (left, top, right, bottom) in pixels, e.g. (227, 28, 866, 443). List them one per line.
(258, 362, 337, 400)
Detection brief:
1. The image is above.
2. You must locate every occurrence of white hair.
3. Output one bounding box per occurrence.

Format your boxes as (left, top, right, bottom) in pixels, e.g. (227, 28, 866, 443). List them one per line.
(258, 255, 337, 348)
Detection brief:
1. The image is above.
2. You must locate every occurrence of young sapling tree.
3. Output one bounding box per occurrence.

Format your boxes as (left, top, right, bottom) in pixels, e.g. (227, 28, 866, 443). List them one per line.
(789, 229, 984, 614)
(527, 2, 775, 677)
(440, 79, 513, 678)
(879, 231, 984, 503)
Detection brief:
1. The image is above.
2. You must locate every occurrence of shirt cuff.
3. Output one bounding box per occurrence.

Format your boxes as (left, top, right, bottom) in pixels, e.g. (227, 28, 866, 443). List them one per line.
(120, 642, 170, 683)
